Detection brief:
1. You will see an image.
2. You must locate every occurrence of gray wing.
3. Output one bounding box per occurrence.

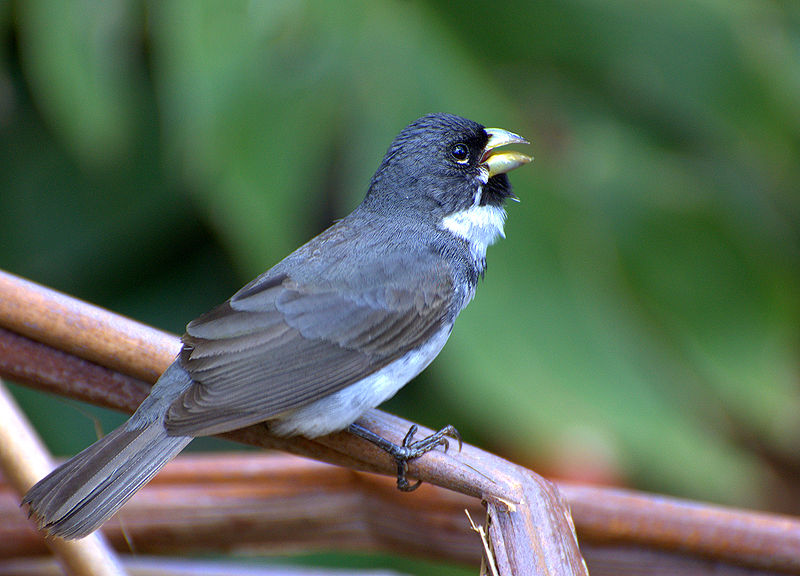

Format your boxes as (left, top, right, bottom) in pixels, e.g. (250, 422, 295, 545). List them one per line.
(165, 264, 452, 436)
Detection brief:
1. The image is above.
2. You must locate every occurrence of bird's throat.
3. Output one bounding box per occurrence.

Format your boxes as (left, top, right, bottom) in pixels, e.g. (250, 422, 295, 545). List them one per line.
(439, 204, 507, 268)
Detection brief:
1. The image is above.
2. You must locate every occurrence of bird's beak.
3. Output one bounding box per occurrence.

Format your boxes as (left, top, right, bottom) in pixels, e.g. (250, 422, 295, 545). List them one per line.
(481, 128, 532, 178)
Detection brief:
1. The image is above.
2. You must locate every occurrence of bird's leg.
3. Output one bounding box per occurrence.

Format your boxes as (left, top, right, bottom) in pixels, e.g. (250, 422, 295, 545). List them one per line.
(348, 422, 462, 491)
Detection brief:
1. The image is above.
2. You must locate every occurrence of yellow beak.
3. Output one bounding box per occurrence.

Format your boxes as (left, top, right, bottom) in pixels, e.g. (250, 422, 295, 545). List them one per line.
(481, 128, 532, 178)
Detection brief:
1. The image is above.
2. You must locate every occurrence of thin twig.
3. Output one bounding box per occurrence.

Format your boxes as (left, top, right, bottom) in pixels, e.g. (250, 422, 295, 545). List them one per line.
(466, 509, 499, 576)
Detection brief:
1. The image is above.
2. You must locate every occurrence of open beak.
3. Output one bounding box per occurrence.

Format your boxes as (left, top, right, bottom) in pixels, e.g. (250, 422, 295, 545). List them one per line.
(481, 128, 532, 178)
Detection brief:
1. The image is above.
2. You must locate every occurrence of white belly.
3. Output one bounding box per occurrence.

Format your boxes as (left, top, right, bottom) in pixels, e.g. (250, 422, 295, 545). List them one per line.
(269, 326, 452, 437)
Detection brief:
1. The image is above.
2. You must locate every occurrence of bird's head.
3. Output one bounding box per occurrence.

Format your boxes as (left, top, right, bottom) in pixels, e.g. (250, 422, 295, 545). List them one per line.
(365, 113, 531, 217)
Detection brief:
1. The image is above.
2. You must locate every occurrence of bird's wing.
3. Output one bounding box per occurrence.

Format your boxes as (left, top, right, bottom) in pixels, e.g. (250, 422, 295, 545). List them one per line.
(165, 262, 452, 436)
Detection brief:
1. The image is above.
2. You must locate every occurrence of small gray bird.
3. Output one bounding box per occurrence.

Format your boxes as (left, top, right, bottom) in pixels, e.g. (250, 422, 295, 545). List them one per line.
(24, 113, 530, 539)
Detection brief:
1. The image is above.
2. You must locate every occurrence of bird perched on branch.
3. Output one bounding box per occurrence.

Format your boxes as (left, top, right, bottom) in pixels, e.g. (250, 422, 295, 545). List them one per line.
(24, 112, 531, 539)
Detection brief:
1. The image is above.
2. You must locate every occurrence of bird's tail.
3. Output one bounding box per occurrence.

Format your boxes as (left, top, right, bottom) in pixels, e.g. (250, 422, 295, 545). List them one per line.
(23, 362, 194, 539)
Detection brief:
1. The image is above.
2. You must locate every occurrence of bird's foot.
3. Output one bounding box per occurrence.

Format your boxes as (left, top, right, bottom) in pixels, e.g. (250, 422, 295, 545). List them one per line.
(348, 422, 462, 491)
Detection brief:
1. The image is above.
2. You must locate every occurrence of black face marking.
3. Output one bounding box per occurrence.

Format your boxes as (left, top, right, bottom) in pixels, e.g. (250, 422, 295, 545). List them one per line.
(480, 174, 515, 206)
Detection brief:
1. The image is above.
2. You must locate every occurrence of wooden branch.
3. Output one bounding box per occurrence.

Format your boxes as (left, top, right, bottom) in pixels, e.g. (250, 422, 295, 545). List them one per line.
(0, 381, 127, 576)
(2, 270, 800, 574)
(1, 453, 483, 562)
(0, 271, 178, 384)
(2, 453, 798, 576)
(561, 482, 800, 573)
(0, 555, 409, 576)
(0, 270, 587, 575)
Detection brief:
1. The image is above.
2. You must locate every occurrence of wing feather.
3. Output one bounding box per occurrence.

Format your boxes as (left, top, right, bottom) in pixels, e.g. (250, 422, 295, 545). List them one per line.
(165, 261, 452, 436)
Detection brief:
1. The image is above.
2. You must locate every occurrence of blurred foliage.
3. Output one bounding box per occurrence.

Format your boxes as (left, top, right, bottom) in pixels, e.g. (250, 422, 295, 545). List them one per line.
(1, 0, 799, 571)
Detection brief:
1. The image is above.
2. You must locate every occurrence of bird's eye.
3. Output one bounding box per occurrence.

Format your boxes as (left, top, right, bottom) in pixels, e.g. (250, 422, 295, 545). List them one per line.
(450, 143, 470, 164)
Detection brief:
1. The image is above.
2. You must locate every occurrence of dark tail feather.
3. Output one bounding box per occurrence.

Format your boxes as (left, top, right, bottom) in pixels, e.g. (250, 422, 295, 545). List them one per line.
(23, 362, 194, 539)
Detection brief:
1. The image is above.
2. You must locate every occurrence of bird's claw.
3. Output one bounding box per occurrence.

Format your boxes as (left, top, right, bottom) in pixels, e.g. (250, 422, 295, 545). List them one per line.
(348, 422, 462, 491)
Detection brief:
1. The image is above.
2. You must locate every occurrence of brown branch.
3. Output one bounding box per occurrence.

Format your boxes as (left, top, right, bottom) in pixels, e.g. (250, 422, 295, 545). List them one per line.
(0, 556, 409, 576)
(2, 453, 798, 576)
(561, 482, 800, 572)
(1, 453, 483, 563)
(0, 271, 178, 384)
(2, 270, 800, 573)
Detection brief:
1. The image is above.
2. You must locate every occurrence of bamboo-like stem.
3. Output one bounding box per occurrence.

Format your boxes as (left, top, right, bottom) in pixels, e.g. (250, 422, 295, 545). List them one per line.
(0, 555, 408, 576)
(561, 482, 800, 572)
(0, 381, 127, 576)
(3, 453, 799, 575)
(1, 453, 483, 563)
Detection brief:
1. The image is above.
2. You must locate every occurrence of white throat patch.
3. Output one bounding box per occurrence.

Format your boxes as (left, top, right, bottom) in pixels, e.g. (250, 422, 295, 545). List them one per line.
(440, 203, 507, 265)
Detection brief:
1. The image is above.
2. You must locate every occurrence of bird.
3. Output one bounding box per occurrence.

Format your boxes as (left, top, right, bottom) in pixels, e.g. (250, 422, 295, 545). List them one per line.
(23, 112, 531, 539)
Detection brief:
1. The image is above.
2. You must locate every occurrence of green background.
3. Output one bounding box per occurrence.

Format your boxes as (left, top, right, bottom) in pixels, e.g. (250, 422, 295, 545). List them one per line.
(2, 1, 799, 573)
